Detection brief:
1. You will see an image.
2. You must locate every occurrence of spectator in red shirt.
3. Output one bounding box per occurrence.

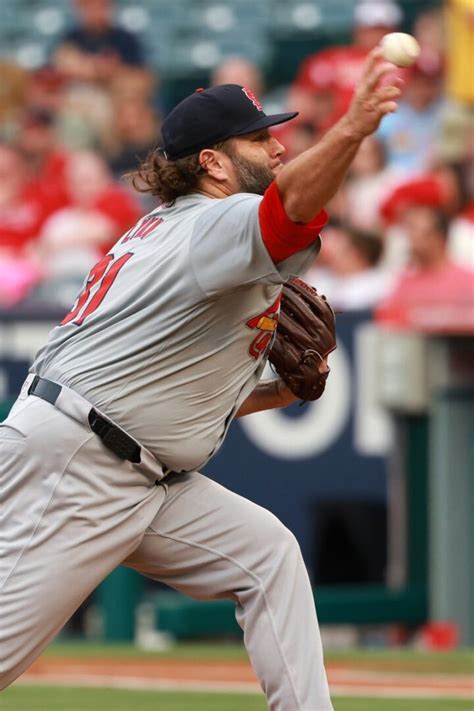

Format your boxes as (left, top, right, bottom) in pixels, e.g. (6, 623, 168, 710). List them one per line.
(376, 205, 474, 327)
(291, 0, 403, 129)
(0, 143, 49, 305)
(17, 108, 71, 212)
(39, 149, 141, 254)
(0, 143, 59, 256)
(32, 150, 141, 305)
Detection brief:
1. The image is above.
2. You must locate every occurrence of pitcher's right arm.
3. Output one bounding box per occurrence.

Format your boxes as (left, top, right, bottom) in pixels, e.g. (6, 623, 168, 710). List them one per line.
(275, 48, 402, 224)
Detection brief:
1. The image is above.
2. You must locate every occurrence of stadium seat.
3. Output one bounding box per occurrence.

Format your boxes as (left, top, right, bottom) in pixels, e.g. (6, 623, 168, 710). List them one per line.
(0, 0, 442, 77)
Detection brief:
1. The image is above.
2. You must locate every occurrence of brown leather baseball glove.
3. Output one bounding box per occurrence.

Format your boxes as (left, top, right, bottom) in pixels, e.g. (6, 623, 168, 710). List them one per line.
(268, 277, 337, 401)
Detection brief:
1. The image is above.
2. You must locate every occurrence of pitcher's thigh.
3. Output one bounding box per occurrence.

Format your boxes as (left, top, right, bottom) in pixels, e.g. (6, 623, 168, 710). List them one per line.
(0, 400, 164, 689)
(125, 472, 304, 595)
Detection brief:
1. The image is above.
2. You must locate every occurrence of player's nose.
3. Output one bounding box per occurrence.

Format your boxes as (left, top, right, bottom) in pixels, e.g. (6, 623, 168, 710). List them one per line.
(271, 136, 285, 158)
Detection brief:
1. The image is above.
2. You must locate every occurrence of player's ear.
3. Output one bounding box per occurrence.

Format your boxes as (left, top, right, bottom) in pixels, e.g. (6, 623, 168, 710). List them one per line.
(199, 148, 228, 182)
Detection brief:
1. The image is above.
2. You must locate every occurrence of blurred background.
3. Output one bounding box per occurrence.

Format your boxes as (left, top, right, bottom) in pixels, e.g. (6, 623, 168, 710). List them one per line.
(0, 0, 473, 655)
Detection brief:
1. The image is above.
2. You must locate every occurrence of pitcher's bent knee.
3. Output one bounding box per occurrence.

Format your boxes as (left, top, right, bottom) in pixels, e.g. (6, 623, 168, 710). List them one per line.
(250, 510, 304, 568)
(0, 642, 32, 691)
(0, 659, 17, 691)
(264, 511, 299, 548)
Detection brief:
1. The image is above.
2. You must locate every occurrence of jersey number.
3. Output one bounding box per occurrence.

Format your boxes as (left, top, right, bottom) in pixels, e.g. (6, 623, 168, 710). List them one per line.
(61, 252, 133, 326)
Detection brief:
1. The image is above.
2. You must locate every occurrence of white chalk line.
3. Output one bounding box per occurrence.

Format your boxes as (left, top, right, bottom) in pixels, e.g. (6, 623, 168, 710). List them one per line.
(329, 669, 474, 687)
(18, 672, 474, 700)
(19, 674, 260, 695)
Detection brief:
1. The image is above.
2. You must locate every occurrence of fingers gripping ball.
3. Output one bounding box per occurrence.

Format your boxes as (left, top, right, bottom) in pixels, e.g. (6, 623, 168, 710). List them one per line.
(268, 277, 337, 401)
(381, 32, 421, 68)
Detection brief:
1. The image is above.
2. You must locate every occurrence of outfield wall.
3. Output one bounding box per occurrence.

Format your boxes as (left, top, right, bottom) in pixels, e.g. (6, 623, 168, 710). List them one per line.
(15, 309, 474, 639)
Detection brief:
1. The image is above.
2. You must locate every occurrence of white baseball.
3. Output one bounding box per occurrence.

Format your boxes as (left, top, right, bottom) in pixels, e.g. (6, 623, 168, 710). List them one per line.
(380, 32, 421, 67)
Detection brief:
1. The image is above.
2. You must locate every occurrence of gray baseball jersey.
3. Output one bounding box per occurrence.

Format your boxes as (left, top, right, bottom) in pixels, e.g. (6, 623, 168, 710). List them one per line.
(32, 193, 319, 473)
(3, 190, 333, 708)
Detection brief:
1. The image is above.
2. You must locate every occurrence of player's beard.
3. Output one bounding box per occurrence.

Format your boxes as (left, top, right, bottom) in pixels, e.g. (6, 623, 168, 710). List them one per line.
(230, 153, 275, 195)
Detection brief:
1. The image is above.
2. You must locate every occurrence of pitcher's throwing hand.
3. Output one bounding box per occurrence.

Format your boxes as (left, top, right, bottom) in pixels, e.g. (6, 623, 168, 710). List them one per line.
(343, 46, 403, 139)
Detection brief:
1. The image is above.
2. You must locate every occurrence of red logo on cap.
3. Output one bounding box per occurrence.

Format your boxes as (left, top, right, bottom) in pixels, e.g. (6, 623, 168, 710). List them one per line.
(242, 87, 263, 111)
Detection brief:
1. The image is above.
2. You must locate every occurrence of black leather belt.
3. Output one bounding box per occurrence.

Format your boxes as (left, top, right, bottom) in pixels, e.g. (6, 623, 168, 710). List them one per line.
(28, 375, 141, 464)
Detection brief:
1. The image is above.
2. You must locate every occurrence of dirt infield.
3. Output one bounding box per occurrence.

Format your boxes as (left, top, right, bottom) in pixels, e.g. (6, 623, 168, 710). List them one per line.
(22, 657, 474, 700)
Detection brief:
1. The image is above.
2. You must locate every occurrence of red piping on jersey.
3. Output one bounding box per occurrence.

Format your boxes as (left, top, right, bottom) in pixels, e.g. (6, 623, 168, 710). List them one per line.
(258, 181, 328, 263)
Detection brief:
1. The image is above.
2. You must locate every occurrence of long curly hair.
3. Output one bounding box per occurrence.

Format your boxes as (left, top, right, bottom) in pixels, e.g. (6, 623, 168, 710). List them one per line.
(132, 142, 228, 204)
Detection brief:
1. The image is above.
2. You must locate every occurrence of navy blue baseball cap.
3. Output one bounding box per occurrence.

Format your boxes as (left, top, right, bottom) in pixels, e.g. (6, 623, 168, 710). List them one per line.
(161, 84, 298, 160)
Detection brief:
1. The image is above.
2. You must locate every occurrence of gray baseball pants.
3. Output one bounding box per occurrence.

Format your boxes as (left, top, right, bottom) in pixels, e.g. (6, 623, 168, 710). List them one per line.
(0, 386, 333, 710)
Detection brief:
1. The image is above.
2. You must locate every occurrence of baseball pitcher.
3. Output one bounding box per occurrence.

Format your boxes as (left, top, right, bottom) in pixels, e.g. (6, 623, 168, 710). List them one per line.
(0, 48, 401, 709)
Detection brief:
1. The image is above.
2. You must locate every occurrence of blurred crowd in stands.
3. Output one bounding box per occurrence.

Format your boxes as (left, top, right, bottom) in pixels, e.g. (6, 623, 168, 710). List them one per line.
(0, 0, 472, 323)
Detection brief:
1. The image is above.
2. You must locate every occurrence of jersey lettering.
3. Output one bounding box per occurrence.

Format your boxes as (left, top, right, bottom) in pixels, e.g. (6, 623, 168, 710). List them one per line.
(121, 215, 164, 244)
(246, 294, 281, 359)
(61, 252, 133, 326)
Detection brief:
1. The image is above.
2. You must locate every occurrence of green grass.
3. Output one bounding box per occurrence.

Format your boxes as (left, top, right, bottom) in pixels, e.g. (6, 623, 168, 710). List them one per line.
(1, 686, 473, 711)
(45, 640, 249, 661)
(326, 648, 474, 674)
(334, 702, 474, 711)
(1, 686, 264, 710)
(45, 641, 474, 673)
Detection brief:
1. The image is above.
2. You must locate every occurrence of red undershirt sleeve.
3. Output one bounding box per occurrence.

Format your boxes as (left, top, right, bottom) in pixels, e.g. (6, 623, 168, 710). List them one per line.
(258, 180, 328, 263)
